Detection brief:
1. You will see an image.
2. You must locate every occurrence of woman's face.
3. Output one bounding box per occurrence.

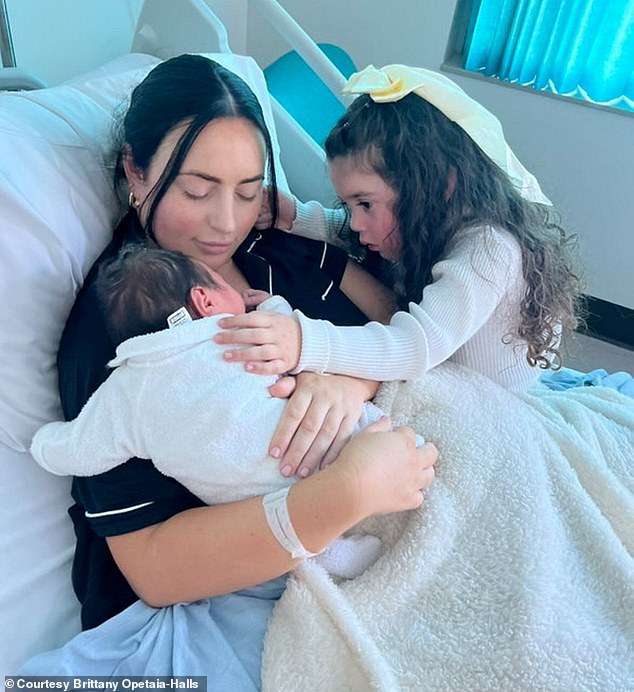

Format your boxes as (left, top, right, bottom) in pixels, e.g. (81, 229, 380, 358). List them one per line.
(129, 117, 265, 272)
(329, 155, 401, 261)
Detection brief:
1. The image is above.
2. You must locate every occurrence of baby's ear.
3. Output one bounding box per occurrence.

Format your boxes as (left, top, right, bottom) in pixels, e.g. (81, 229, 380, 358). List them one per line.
(189, 286, 216, 318)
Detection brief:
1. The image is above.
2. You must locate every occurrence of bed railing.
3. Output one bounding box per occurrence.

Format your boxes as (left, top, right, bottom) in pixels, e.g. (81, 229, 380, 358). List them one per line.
(0, 1, 46, 90)
(249, 0, 350, 108)
(132, 0, 230, 57)
(245, 0, 352, 203)
(0, 0, 15, 67)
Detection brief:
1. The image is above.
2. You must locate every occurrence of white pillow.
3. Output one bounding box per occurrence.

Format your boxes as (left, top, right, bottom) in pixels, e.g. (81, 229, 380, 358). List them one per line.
(0, 51, 288, 675)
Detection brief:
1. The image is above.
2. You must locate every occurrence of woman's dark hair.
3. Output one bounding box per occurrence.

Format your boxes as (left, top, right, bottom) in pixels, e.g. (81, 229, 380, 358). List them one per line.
(96, 244, 219, 345)
(114, 54, 278, 239)
(325, 93, 583, 369)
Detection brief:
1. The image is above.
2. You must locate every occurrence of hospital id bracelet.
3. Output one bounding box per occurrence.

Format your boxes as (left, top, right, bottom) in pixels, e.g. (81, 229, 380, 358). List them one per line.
(262, 487, 320, 560)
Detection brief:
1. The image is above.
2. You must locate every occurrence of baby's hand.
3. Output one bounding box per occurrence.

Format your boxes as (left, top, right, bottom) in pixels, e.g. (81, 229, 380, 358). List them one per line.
(243, 289, 271, 312)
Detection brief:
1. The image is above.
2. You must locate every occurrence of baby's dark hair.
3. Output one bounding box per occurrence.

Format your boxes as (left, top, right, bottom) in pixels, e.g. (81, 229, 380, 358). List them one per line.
(96, 245, 218, 345)
(325, 93, 584, 369)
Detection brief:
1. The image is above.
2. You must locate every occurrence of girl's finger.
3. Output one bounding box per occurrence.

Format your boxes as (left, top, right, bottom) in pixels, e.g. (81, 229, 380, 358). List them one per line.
(223, 345, 279, 363)
(215, 328, 273, 347)
(218, 313, 271, 330)
(244, 359, 287, 376)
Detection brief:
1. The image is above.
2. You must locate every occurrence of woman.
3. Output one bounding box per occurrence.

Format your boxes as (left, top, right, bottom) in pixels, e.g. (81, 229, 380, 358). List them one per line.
(21, 56, 436, 682)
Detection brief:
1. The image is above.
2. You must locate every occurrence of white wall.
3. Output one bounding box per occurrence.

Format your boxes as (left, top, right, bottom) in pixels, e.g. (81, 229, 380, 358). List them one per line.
(6, 0, 144, 85)
(247, 0, 634, 310)
(4, 0, 247, 85)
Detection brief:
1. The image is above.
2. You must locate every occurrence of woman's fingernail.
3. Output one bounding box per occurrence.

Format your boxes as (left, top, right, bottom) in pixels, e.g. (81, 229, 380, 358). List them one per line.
(246, 363, 254, 372)
(281, 465, 292, 477)
(298, 467, 310, 478)
(270, 447, 281, 459)
(223, 351, 233, 360)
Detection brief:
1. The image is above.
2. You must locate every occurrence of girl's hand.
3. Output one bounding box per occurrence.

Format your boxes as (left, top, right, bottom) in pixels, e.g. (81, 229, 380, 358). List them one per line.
(267, 373, 378, 479)
(333, 417, 437, 517)
(215, 312, 301, 375)
(255, 187, 297, 231)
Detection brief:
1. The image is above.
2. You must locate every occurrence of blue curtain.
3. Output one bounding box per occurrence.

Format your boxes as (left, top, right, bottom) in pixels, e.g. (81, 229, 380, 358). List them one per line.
(463, 0, 634, 112)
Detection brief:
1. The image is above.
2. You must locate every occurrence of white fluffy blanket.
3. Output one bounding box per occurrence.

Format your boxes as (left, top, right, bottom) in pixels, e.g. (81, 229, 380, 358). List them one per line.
(262, 364, 634, 691)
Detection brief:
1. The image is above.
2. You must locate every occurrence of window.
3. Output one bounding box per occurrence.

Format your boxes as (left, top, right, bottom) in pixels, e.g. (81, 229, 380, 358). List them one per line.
(450, 0, 634, 113)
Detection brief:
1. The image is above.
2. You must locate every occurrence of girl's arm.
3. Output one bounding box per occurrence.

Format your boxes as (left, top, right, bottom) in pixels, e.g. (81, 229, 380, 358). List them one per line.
(107, 420, 437, 606)
(217, 227, 522, 381)
(256, 188, 347, 248)
(291, 199, 348, 248)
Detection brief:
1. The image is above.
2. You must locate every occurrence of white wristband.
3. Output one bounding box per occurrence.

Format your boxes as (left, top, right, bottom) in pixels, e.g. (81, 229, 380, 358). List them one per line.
(262, 487, 319, 560)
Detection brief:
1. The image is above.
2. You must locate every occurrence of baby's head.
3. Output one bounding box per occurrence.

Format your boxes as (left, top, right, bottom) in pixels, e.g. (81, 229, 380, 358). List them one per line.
(96, 244, 245, 345)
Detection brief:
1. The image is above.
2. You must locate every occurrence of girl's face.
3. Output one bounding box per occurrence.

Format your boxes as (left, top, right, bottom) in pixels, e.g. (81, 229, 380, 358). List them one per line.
(127, 117, 265, 273)
(329, 155, 401, 261)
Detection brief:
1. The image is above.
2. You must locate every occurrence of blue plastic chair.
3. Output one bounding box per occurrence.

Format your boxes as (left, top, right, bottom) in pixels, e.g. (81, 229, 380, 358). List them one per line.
(264, 44, 357, 146)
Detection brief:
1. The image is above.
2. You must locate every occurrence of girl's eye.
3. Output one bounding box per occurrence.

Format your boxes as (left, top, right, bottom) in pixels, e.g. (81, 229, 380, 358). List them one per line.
(357, 201, 371, 210)
(237, 192, 258, 202)
(184, 191, 207, 200)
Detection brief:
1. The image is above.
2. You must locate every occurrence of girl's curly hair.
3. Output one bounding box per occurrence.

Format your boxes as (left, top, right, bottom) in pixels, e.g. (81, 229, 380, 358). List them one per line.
(325, 93, 584, 369)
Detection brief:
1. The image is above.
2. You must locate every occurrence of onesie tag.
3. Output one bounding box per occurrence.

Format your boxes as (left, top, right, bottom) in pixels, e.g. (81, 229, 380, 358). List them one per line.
(166, 306, 192, 329)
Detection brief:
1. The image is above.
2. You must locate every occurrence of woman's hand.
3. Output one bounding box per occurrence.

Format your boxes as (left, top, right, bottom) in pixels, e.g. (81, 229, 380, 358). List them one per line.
(331, 417, 437, 517)
(215, 311, 301, 375)
(255, 187, 297, 231)
(268, 372, 378, 479)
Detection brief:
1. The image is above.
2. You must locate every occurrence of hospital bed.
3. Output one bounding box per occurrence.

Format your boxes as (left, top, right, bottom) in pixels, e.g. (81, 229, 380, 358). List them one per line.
(0, 0, 353, 674)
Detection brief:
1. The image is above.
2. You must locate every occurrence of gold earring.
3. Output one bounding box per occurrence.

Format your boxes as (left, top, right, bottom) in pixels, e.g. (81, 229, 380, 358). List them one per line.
(128, 191, 140, 209)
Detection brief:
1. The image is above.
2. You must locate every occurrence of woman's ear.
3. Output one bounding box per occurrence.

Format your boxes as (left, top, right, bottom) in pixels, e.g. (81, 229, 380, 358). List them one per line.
(122, 145, 145, 193)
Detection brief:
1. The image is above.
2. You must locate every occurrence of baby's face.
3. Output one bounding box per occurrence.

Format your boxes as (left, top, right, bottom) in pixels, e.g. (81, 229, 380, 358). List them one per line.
(206, 270, 246, 315)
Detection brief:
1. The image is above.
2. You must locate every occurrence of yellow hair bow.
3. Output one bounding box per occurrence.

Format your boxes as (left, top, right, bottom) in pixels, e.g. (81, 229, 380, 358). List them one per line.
(342, 64, 551, 205)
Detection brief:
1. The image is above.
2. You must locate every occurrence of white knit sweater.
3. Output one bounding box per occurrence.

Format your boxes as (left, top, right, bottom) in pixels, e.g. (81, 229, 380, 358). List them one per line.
(290, 200, 539, 391)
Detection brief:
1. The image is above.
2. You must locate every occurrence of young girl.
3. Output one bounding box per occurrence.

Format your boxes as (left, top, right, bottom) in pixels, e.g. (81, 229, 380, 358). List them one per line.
(217, 64, 583, 406)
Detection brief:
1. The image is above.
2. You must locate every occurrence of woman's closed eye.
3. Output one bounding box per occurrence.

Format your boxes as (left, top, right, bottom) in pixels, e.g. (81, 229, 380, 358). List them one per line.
(236, 182, 263, 202)
(181, 180, 214, 200)
(184, 189, 209, 200)
(237, 191, 259, 202)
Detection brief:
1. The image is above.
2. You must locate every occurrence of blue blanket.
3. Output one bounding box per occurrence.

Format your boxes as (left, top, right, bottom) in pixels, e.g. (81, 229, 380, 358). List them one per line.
(541, 367, 634, 398)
